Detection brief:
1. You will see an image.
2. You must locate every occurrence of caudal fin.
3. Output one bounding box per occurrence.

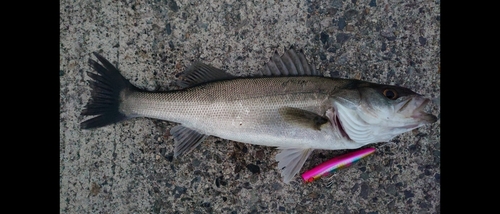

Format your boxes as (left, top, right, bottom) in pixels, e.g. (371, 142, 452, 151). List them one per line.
(81, 52, 137, 129)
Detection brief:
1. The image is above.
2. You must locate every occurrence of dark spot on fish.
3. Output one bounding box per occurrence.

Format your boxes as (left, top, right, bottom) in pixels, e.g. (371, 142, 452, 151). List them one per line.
(222, 196, 227, 202)
(246, 164, 260, 174)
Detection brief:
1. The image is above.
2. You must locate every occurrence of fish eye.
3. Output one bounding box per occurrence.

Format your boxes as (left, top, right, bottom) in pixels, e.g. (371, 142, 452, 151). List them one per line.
(383, 89, 398, 100)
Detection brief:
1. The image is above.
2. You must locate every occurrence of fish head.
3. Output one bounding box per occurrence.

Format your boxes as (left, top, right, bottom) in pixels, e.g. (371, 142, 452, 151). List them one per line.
(331, 81, 438, 144)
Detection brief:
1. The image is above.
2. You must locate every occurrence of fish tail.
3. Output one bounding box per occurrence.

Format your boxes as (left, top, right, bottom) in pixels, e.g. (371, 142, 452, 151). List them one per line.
(80, 52, 138, 129)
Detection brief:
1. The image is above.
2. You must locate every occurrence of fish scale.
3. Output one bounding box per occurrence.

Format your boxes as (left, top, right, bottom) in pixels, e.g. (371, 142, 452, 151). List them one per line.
(122, 77, 342, 145)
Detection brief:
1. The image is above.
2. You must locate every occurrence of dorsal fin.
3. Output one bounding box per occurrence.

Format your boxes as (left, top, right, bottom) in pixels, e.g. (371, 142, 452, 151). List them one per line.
(259, 47, 321, 77)
(176, 62, 235, 88)
(177, 47, 320, 88)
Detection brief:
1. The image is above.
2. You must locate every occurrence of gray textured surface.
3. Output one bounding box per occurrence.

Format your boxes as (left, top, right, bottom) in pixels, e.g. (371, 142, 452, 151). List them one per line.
(60, 0, 440, 213)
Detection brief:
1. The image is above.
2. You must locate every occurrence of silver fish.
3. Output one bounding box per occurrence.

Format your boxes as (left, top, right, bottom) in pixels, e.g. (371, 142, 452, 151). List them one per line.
(81, 48, 437, 183)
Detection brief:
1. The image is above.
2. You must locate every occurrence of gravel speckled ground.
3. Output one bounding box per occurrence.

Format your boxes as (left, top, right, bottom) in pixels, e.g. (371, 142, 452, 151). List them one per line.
(60, 0, 440, 213)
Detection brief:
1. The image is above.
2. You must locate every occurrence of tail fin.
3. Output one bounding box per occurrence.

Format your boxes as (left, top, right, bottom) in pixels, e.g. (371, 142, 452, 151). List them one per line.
(81, 52, 137, 129)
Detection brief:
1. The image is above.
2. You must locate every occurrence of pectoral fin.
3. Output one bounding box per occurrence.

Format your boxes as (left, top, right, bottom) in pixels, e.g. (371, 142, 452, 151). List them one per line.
(275, 147, 314, 183)
(170, 125, 208, 158)
(279, 107, 328, 130)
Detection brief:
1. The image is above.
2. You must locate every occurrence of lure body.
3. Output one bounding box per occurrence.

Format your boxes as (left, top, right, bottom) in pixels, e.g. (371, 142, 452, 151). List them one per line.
(301, 147, 376, 183)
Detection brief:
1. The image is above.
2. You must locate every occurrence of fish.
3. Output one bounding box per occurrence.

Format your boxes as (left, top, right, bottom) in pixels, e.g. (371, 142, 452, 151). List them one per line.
(301, 147, 376, 183)
(81, 47, 437, 183)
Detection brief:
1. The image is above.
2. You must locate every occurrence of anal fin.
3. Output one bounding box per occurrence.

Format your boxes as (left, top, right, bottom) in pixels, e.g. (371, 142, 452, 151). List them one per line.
(275, 148, 314, 183)
(170, 125, 208, 158)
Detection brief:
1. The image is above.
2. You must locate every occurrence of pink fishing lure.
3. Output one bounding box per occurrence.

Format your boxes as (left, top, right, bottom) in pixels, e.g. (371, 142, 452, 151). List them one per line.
(301, 147, 376, 183)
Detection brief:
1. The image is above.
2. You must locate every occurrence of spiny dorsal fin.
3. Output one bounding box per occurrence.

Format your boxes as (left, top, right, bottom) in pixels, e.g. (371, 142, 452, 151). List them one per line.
(260, 47, 320, 77)
(275, 147, 314, 183)
(278, 107, 328, 130)
(177, 62, 235, 88)
(170, 125, 208, 158)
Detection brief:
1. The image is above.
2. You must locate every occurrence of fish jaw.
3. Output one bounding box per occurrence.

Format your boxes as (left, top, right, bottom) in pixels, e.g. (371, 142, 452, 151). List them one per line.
(407, 97, 437, 124)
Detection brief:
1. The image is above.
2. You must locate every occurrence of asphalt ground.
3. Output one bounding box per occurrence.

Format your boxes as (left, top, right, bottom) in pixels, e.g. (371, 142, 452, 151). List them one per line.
(60, 0, 440, 213)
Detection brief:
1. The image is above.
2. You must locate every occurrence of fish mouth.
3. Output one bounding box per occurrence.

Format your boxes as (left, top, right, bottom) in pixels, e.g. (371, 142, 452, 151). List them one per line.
(411, 98, 438, 123)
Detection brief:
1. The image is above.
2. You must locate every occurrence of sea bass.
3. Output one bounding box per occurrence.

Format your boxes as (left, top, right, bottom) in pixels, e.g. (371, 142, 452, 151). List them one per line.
(81, 48, 437, 183)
